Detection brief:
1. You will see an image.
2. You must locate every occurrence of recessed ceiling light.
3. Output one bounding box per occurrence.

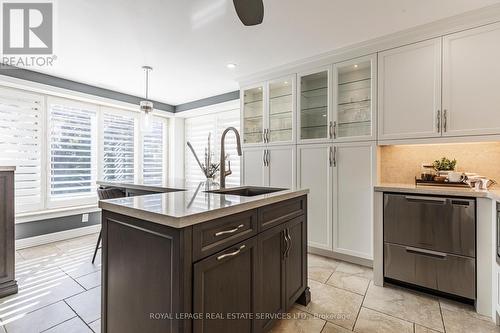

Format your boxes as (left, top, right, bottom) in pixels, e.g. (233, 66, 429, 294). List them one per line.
(226, 63, 237, 69)
(284, 81, 288, 85)
(354, 64, 358, 68)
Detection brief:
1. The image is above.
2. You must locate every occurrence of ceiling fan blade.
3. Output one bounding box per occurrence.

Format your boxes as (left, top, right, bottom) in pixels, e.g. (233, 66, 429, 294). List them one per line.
(233, 0, 264, 26)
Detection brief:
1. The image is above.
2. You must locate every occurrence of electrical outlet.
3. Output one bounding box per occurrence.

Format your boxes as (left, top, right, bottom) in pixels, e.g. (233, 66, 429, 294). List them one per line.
(82, 213, 89, 223)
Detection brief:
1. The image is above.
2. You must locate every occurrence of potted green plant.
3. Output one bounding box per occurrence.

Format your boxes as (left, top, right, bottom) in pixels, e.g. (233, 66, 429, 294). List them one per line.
(433, 157, 457, 177)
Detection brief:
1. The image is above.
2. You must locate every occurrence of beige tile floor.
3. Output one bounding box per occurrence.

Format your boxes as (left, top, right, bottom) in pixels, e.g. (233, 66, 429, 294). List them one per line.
(0, 234, 499, 333)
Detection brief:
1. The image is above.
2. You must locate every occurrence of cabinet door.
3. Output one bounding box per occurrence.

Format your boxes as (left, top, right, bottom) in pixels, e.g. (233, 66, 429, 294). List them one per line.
(193, 238, 258, 333)
(268, 76, 295, 145)
(297, 144, 332, 250)
(334, 54, 377, 142)
(442, 22, 500, 136)
(378, 38, 442, 140)
(285, 216, 307, 308)
(333, 142, 375, 259)
(242, 147, 266, 186)
(268, 145, 295, 189)
(298, 67, 332, 143)
(257, 224, 286, 332)
(242, 85, 265, 145)
(0, 172, 14, 286)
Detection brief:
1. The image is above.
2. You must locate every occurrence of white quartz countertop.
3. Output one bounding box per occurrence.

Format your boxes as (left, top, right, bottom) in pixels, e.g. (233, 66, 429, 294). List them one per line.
(97, 179, 187, 192)
(375, 183, 500, 201)
(98, 182, 309, 228)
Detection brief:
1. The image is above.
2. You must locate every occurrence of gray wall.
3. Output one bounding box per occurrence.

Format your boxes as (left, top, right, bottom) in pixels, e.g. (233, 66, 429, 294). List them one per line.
(16, 212, 101, 240)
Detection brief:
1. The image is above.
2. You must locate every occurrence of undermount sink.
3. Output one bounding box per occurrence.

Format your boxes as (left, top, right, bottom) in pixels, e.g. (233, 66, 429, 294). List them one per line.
(204, 186, 287, 197)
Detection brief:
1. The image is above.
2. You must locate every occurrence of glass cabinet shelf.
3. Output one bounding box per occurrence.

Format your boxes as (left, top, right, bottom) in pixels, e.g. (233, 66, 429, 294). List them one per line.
(335, 59, 373, 139)
(243, 86, 264, 144)
(300, 70, 329, 141)
(268, 79, 293, 143)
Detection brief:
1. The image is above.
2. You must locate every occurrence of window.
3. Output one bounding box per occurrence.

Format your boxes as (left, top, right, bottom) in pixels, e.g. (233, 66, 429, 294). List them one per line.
(142, 117, 167, 184)
(102, 109, 136, 182)
(185, 109, 240, 186)
(0, 87, 43, 213)
(48, 98, 98, 207)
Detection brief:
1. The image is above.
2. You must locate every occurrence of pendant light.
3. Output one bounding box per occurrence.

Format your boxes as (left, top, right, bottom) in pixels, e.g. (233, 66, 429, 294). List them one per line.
(140, 66, 153, 132)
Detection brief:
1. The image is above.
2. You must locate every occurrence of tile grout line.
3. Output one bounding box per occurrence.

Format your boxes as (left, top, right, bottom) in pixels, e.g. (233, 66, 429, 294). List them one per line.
(39, 315, 78, 333)
(438, 299, 447, 333)
(352, 282, 368, 331)
(361, 305, 424, 331)
(63, 299, 96, 332)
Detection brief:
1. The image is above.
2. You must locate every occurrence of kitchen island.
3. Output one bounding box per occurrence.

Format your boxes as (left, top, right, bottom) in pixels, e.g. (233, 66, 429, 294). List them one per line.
(98, 181, 310, 333)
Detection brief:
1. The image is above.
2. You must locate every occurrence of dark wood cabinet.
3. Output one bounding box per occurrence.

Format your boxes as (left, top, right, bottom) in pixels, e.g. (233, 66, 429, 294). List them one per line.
(0, 170, 17, 298)
(193, 237, 258, 333)
(101, 195, 309, 333)
(257, 224, 287, 332)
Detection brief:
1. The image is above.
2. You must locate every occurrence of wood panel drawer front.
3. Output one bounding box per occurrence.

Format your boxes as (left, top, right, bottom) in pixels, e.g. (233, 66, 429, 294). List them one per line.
(259, 196, 306, 231)
(193, 210, 258, 261)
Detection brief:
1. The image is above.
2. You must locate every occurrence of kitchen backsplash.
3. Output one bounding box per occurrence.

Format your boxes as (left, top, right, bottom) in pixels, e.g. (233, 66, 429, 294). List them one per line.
(379, 142, 500, 184)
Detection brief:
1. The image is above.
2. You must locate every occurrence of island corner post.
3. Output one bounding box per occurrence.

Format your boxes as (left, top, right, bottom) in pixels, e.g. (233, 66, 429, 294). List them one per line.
(100, 194, 310, 333)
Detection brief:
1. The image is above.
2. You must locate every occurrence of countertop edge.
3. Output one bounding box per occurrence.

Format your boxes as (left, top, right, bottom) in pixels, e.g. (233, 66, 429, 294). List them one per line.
(99, 189, 309, 229)
(0, 166, 16, 171)
(374, 184, 500, 201)
(96, 181, 183, 193)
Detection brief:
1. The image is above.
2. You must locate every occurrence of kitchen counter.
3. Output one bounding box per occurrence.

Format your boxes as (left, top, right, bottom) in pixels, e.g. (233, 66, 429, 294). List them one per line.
(98, 180, 309, 228)
(97, 179, 187, 193)
(375, 182, 500, 201)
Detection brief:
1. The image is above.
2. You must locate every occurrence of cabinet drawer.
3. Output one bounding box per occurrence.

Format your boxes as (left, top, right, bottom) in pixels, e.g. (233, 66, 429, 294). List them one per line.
(384, 194, 475, 257)
(384, 243, 475, 299)
(193, 210, 258, 261)
(259, 196, 306, 231)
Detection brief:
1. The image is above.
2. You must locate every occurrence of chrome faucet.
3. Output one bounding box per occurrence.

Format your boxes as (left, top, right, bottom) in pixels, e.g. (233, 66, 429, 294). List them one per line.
(220, 127, 242, 188)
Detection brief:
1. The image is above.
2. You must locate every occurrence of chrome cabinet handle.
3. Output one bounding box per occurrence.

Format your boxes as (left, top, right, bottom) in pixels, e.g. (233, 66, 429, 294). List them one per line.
(329, 121, 333, 139)
(265, 128, 270, 143)
(284, 229, 291, 258)
(333, 146, 337, 167)
(443, 110, 448, 132)
(263, 150, 266, 166)
(329, 146, 333, 167)
(262, 130, 266, 143)
(217, 245, 246, 261)
(266, 149, 270, 166)
(405, 246, 447, 259)
(215, 224, 245, 237)
(436, 110, 441, 133)
(333, 121, 337, 139)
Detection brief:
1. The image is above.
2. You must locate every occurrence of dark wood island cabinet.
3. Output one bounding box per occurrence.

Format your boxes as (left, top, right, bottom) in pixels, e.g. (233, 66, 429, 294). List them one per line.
(99, 191, 310, 333)
(0, 168, 17, 298)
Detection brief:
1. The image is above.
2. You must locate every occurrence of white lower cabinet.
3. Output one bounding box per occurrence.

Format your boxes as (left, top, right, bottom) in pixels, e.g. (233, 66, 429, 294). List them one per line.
(333, 142, 375, 260)
(297, 144, 333, 251)
(242, 145, 295, 189)
(297, 142, 375, 260)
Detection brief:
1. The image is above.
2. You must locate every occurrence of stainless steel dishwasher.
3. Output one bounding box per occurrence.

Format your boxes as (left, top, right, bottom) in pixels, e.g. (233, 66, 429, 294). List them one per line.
(383, 193, 476, 300)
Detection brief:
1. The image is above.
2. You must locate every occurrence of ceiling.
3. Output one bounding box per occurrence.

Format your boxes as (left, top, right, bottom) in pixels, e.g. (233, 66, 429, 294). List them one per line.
(32, 0, 500, 105)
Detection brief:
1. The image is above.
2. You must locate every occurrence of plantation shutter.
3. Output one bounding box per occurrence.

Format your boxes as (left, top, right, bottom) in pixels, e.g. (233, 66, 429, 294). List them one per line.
(48, 98, 97, 205)
(102, 111, 135, 181)
(142, 117, 167, 184)
(0, 87, 43, 213)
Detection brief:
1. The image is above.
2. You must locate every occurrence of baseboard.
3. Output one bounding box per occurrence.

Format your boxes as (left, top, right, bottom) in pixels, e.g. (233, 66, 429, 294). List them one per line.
(15, 224, 101, 250)
(308, 246, 373, 268)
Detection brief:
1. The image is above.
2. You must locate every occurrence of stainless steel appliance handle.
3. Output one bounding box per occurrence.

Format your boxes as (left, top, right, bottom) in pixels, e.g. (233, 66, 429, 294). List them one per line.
(404, 195, 446, 204)
(217, 245, 246, 261)
(405, 246, 447, 259)
(443, 110, 448, 132)
(215, 224, 245, 237)
(436, 110, 441, 133)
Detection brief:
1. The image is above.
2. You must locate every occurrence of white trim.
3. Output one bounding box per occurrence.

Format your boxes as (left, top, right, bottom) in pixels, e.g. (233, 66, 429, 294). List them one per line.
(15, 224, 101, 250)
(16, 205, 100, 224)
(175, 99, 239, 118)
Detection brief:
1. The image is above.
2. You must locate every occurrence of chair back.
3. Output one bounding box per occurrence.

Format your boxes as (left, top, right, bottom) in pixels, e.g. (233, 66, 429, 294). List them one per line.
(97, 187, 125, 200)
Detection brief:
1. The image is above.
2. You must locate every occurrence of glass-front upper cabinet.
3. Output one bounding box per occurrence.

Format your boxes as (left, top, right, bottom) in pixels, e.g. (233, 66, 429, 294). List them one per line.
(298, 67, 331, 142)
(242, 85, 264, 145)
(268, 76, 295, 144)
(333, 54, 376, 141)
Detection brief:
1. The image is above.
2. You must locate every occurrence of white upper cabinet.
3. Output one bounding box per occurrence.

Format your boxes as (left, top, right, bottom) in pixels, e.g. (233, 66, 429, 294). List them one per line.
(268, 77, 295, 145)
(241, 76, 296, 147)
(298, 66, 332, 143)
(378, 38, 442, 140)
(442, 22, 500, 137)
(297, 144, 332, 251)
(333, 55, 377, 142)
(242, 84, 265, 145)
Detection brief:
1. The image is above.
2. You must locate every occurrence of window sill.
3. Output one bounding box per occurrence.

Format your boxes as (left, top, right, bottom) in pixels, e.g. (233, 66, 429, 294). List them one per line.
(16, 205, 101, 224)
